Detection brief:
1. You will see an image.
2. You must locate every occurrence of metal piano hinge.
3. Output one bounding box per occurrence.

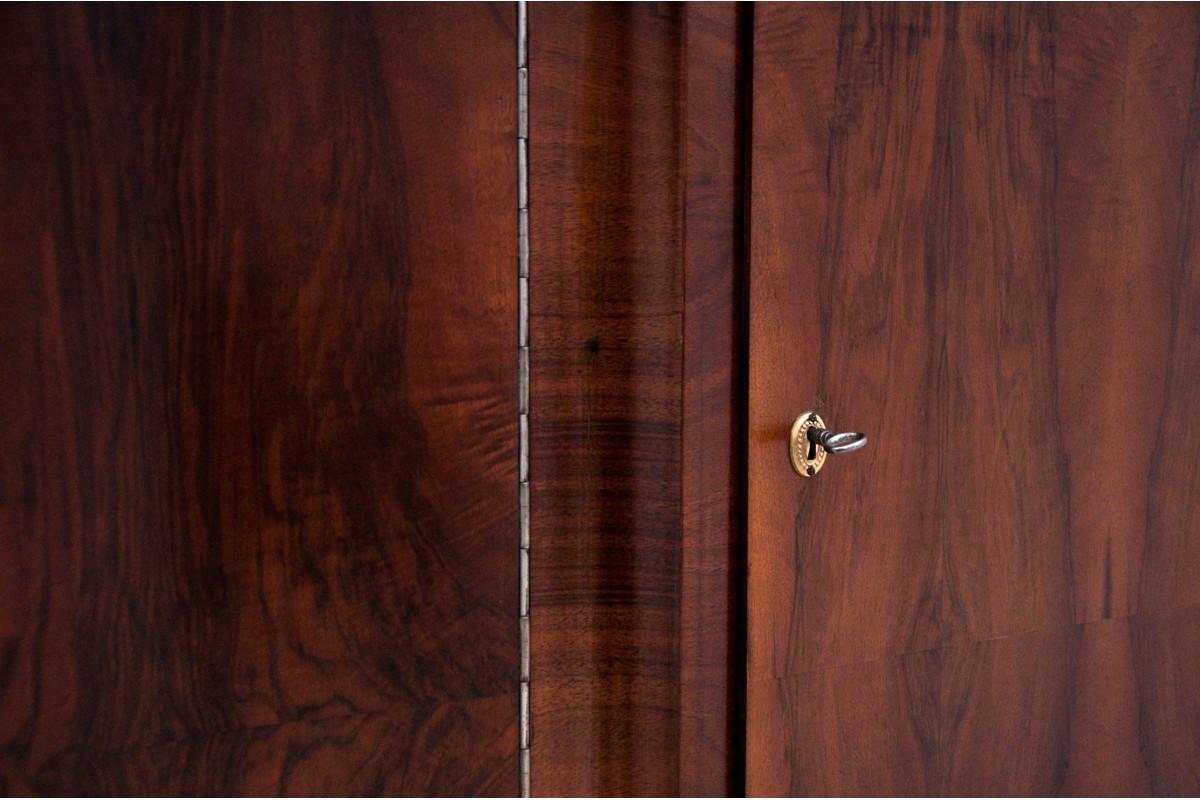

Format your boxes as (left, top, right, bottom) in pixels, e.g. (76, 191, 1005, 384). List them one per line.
(516, 0, 531, 797)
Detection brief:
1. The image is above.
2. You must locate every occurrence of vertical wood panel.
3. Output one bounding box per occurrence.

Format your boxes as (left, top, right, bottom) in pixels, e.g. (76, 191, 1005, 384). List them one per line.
(528, 3, 743, 795)
(749, 3, 1200, 795)
(530, 6, 684, 793)
(0, 5, 518, 794)
(680, 6, 745, 797)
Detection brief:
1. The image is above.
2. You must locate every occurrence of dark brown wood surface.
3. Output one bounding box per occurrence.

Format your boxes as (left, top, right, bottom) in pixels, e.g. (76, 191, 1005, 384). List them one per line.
(748, 4, 1200, 795)
(528, 3, 743, 795)
(680, 5, 747, 796)
(0, 4, 518, 794)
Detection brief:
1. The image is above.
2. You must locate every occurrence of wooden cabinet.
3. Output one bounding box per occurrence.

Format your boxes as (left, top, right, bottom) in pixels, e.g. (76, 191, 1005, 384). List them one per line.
(3, 3, 1199, 796)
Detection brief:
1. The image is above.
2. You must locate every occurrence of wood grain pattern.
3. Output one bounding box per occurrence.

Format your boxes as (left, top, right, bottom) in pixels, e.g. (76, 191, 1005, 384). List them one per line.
(528, 3, 743, 795)
(0, 4, 518, 794)
(10, 698, 517, 797)
(680, 5, 746, 797)
(749, 4, 1200, 794)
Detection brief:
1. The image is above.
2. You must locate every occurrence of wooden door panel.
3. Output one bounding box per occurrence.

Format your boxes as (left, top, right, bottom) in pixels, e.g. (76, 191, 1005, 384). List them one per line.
(528, 4, 744, 795)
(0, 5, 517, 794)
(749, 4, 1200, 794)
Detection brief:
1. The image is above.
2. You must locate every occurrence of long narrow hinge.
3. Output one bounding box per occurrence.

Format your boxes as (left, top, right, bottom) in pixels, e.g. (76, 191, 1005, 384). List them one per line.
(516, 0, 531, 797)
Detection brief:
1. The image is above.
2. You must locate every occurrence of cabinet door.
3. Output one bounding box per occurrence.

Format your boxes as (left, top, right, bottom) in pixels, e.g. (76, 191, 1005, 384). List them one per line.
(0, 5, 518, 794)
(748, 5, 1200, 794)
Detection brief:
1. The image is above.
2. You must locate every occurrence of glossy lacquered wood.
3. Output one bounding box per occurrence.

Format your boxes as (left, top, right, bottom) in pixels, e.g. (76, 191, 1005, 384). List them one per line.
(0, 5, 518, 794)
(748, 4, 1200, 795)
(528, 3, 744, 795)
(680, 6, 747, 796)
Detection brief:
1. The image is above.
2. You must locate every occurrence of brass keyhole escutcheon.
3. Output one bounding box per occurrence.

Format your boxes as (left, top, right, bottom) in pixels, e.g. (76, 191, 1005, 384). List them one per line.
(789, 411, 869, 478)
(789, 411, 827, 477)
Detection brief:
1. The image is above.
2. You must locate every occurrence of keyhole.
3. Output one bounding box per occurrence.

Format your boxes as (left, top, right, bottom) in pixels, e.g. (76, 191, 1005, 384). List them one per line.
(806, 430, 818, 461)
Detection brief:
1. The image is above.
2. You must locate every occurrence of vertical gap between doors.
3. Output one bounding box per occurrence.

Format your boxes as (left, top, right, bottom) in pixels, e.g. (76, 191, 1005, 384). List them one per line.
(731, 3, 754, 795)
